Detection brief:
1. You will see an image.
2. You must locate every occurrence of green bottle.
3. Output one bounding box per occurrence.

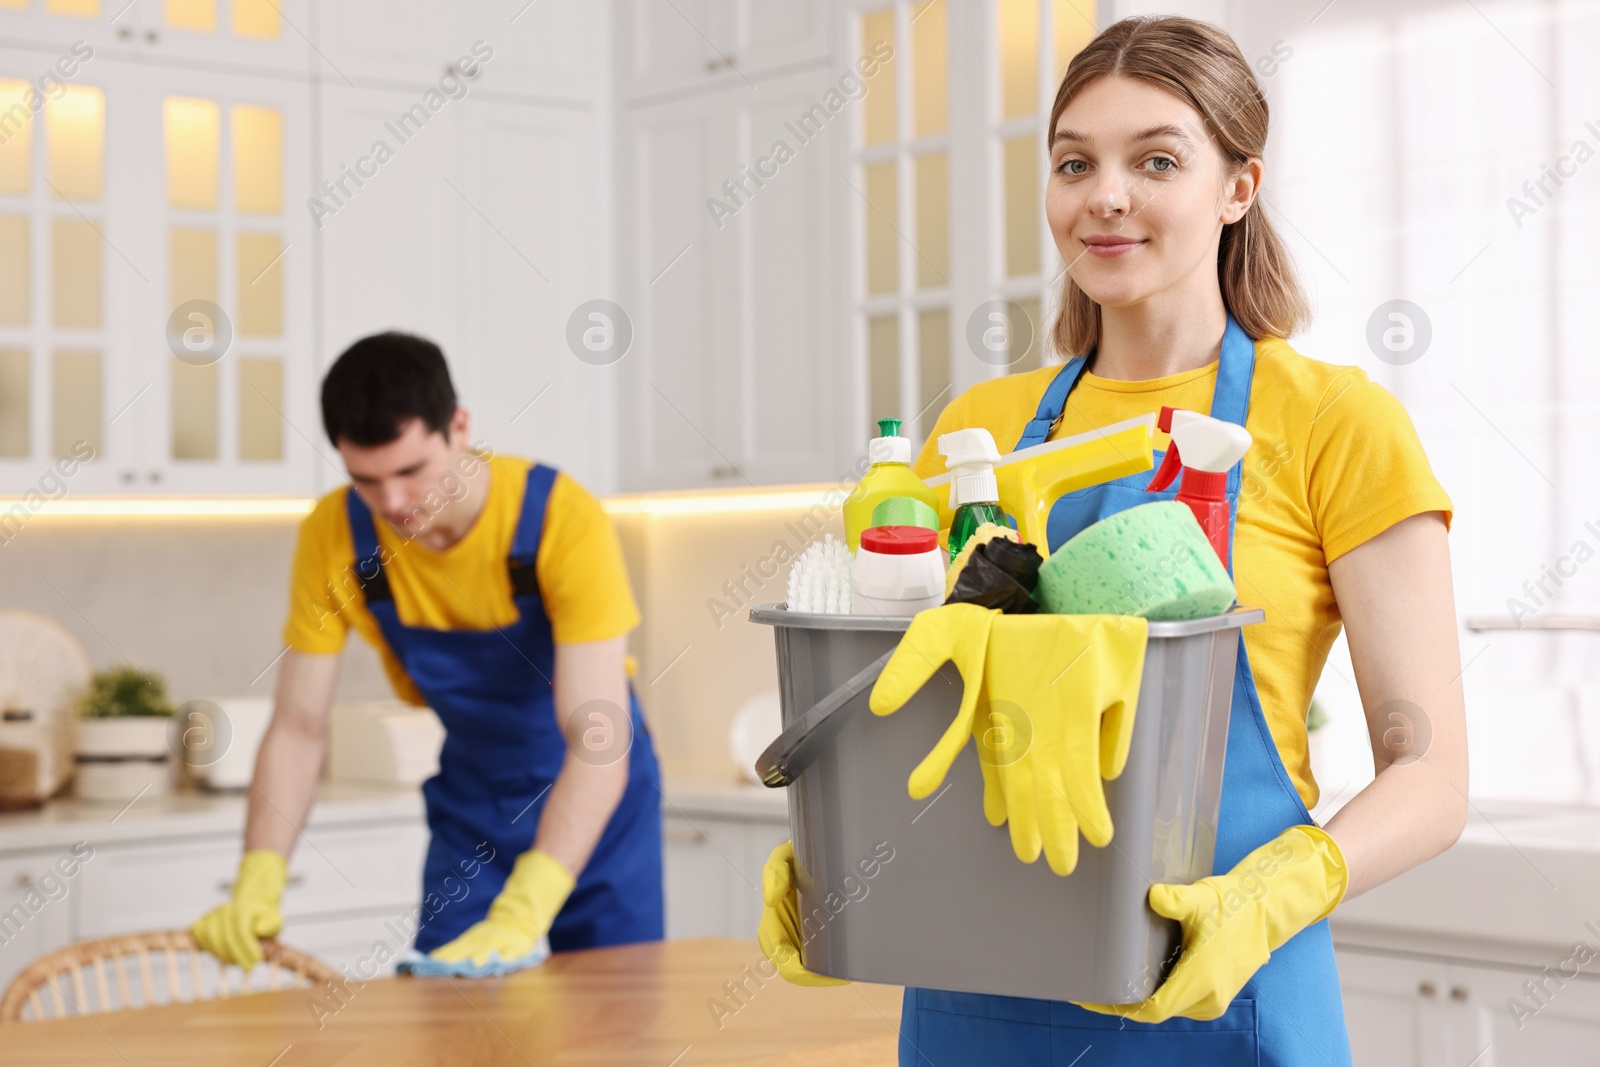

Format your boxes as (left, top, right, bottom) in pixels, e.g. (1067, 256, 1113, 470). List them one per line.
(938, 428, 1006, 563)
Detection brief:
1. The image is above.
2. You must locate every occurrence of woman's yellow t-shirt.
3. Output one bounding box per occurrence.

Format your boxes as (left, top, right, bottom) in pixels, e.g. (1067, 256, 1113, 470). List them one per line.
(282, 453, 641, 704)
(912, 336, 1453, 811)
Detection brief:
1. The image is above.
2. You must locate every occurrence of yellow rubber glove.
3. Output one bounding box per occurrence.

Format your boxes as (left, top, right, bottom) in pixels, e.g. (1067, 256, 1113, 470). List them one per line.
(867, 603, 1001, 799)
(190, 849, 287, 969)
(757, 841, 848, 987)
(429, 849, 574, 967)
(976, 614, 1147, 875)
(1075, 825, 1349, 1022)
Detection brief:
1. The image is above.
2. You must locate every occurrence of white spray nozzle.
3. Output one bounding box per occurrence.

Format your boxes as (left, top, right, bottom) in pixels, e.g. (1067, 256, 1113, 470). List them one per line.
(939, 428, 1002, 507)
(1168, 411, 1252, 474)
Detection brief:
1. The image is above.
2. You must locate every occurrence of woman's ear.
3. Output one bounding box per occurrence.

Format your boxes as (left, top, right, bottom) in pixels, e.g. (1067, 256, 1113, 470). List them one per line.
(1221, 158, 1263, 224)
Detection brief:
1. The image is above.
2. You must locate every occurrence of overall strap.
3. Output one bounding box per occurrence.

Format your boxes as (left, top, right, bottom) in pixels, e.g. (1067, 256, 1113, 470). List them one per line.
(1210, 312, 1258, 500)
(508, 463, 559, 599)
(345, 488, 392, 604)
(1013, 356, 1088, 451)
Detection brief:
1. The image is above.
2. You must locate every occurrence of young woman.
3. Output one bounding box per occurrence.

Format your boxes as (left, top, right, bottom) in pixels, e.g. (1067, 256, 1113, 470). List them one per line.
(760, 15, 1468, 1065)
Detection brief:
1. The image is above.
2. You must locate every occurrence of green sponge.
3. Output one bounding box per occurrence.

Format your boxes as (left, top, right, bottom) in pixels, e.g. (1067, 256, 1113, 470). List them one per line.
(1033, 501, 1236, 620)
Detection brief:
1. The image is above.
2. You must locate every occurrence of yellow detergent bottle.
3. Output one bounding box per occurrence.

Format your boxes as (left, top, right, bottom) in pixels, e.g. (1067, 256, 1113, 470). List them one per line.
(843, 418, 939, 553)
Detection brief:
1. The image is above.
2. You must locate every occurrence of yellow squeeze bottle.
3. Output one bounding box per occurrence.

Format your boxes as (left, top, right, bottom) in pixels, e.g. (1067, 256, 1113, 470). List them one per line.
(843, 418, 939, 553)
(923, 414, 1156, 550)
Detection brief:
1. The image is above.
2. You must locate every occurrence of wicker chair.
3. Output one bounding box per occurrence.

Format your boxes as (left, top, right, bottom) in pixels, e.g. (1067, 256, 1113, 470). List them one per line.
(0, 930, 342, 1023)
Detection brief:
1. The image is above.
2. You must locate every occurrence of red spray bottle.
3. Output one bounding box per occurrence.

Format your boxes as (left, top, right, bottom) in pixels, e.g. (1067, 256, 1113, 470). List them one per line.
(1144, 406, 1253, 571)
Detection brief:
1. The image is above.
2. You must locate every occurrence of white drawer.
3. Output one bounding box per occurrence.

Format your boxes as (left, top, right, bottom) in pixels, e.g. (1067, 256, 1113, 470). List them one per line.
(78, 821, 428, 937)
(0, 849, 78, 992)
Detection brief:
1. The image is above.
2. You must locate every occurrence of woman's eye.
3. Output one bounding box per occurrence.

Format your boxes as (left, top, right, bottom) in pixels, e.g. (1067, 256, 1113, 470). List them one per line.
(1148, 156, 1176, 174)
(1057, 159, 1088, 176)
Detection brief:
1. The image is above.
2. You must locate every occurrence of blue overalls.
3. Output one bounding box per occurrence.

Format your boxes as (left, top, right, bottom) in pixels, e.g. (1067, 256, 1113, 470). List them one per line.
(347, 463, 665, 955)
(899, 314, 1353, 1065)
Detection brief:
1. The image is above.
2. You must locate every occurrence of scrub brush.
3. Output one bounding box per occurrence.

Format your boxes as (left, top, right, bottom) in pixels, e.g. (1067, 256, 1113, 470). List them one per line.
(786, 535, 853, 614)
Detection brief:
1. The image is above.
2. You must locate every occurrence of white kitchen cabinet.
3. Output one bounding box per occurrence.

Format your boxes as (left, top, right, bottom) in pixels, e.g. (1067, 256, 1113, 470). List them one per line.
(445, 98, 614, 491)
(310, 0, 462, 89)
(615, 87, 734, 490)
(0, 851, 75, 996)
(316, 83, 464, 402)
(127, 0, 314, 77)
(1340, 947, 1600, 1066)
(0, 47, 318, 496)
(615, 0, 832, 102)
(0, 0, 134, 55)
(130, 63, 318, 496)
(1340, 949, 1453, 1067)
(0, 790, 429, 998)
(312, 0, 601, 102)
(0, 48, 146, 496)
(453, 0, 606, 102)
(616, 65, 842, 491)
(1442, 957, 1600, 1066)
(662, 809, 787, 941)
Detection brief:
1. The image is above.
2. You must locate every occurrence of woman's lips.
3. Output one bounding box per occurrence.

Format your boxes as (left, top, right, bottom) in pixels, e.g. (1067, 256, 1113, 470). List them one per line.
(1082, 237, 1144, 259)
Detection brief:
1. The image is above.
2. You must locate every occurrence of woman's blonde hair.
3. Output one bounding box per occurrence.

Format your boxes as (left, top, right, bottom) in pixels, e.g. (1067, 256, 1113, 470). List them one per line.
(1048, 16, 1310, 356)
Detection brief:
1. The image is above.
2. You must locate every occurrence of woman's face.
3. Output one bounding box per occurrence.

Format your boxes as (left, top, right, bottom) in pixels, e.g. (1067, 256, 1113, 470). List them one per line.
(1046, 75, 1256, 310)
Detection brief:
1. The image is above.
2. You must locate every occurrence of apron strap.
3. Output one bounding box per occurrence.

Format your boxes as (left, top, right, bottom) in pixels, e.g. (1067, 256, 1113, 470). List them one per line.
(1010, 313, 1258, 473)
(1013, 356, 1087, 452)
(508, 463, 559, 599)
(1210, 312, 1257, 501)
(345, 487, 393, 605)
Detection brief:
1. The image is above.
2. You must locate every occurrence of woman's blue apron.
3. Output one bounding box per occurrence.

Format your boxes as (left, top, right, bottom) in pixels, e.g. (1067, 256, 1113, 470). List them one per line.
(347, 462, 664, 954)
(899, 314, 1353, 1065)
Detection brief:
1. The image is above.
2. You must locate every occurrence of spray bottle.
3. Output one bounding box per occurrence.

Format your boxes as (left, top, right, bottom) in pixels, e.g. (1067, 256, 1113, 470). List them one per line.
(1144, 407, 1253, 570)
(939, 428, 1006, 563)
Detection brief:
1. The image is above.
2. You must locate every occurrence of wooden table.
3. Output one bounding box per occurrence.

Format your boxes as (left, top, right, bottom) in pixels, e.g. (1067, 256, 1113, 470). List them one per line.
(0, 939, 903, 1066)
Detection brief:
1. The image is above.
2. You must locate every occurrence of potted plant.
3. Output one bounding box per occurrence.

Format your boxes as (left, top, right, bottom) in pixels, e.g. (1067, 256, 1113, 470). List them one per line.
(75, 666, 177, 802)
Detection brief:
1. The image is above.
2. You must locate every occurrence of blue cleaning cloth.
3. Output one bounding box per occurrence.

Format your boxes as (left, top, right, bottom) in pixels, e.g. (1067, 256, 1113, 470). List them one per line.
(395, 936, 552, 978)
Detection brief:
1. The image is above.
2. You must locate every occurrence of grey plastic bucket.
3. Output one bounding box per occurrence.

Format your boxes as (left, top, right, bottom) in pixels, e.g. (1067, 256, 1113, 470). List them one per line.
(749, 602, 1263, 1004)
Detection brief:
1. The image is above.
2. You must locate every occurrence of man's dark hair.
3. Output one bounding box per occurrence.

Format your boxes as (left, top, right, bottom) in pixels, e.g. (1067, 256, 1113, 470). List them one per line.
(321, 331, 458, 447)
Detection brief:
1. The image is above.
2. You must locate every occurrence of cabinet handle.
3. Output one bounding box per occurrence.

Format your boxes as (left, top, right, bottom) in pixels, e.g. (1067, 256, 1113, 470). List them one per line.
(14, 872, 33, 889)
(1449, 985, 1469, 1001)
(219, 873, 304, 891)
(710, 465, 742, 480)
(148, 470, 163, 484)
(144, 29, 159, 44)
(705, 55, 739, 73)
(1418, 981, 1436, 998)
(115, 25, 133, 41)
(120, 470, 136, 484)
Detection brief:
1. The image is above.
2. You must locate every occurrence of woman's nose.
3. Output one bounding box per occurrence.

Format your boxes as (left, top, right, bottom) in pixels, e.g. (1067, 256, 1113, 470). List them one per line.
(1089, 176, 1130, 217)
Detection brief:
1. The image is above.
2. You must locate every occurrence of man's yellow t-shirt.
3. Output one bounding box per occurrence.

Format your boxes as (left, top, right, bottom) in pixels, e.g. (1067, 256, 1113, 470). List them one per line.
(283, 453, 641, 704)
(912, 336, 1453, 811)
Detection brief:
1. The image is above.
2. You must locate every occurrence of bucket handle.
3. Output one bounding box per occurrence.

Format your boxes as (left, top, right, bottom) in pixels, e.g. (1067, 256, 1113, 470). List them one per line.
(755, 649, 895, 788)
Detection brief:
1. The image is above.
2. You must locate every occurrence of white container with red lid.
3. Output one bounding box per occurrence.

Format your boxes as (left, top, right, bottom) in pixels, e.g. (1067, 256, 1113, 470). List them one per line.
(850, 525, 947, 617)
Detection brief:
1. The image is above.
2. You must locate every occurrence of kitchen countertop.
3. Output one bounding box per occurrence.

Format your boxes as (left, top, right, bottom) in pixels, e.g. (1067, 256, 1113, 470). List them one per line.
(0, 937, 902, 1066)
(0, 775, 789, 854)
(1332, 799, 1600, 971)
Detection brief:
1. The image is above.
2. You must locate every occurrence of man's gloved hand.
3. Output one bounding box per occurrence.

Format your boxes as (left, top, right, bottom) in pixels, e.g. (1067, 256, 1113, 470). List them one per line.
(1075, 825, 1350, 1022)
(975, 614, 1146, 875)
(190, 849, 287, 969)
(868, 603, 1000, 799)
(757, 841, 848, 987)
(428, 849, 574, 968)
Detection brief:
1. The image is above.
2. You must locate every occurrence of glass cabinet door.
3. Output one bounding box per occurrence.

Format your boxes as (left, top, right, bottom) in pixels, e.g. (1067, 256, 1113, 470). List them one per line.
(0, 47, 141, 495)
(137, 65, 314, 495)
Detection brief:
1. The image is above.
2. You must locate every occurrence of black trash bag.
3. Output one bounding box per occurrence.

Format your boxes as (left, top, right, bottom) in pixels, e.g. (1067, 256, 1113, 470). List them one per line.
(944, 537, 1043, 614)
